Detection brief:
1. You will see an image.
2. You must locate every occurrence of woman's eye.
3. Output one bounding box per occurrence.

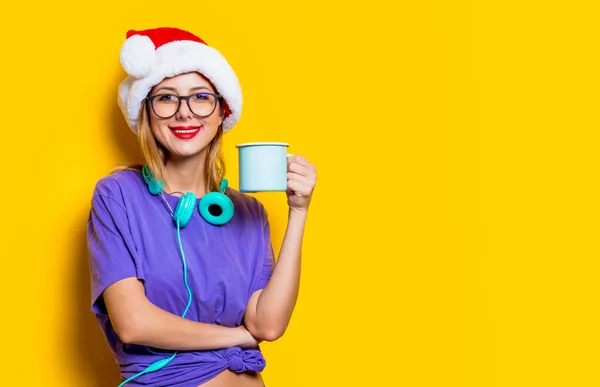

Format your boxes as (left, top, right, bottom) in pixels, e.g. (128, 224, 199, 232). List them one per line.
(159, 94, 176, 101)
(195, 93, 210, 100)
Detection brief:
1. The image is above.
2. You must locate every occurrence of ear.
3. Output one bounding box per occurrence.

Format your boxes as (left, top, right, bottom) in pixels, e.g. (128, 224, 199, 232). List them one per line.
(218, 96, 232, 125)
(218, 104, 226, 126)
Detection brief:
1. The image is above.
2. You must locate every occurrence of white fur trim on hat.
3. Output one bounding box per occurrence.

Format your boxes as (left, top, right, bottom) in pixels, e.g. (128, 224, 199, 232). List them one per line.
(118, 40, 242, 134)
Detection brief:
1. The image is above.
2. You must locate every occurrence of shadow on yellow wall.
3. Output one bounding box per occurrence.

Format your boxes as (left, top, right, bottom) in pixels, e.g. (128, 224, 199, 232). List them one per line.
(68, 82, 142, 386)
(71, 228, 122, 386)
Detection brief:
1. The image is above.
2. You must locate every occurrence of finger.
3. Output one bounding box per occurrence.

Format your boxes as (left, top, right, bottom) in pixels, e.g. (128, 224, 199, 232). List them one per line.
(287, 172, 315, 188)
(288, 154, 315, 170)
(287, 179, 310, 197)
(288, 161, 315, 177)
(292, 155, 316, 172)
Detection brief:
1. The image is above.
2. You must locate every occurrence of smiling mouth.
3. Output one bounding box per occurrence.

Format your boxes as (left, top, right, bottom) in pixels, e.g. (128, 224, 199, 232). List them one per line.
(169, 126, 202, 139)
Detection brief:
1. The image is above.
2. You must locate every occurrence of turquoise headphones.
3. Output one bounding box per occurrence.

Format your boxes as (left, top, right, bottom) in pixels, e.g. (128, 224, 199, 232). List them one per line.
(117, 163, 234, 387)
(142, 163, 234, 227)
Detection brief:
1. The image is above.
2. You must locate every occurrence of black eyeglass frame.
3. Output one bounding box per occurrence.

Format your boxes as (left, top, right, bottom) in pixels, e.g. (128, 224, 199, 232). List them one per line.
(146, 92, 222, 118)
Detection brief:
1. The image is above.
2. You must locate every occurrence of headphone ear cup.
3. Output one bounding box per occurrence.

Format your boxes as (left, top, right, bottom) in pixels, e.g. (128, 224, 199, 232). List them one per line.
(173, 192, 197, 228)
(199, 192, 234, 226)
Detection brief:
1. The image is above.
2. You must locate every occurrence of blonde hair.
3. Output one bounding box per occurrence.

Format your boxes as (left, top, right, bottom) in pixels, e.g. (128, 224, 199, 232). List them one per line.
(113, 101, 227, 194)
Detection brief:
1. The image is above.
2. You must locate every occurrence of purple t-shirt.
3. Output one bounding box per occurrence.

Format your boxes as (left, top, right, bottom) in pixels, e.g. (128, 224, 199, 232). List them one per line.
(86, 169, 274, 386)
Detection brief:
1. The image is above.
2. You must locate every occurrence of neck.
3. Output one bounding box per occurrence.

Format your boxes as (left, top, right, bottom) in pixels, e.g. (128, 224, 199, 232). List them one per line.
(163, 150, 209, 197)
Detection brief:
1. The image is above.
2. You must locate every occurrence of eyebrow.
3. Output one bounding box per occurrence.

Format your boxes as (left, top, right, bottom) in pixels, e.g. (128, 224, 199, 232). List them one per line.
(154, 86, 213, 93)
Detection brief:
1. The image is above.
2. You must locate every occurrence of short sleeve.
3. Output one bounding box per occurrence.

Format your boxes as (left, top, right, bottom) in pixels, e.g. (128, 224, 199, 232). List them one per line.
(254, 202, 275, 291)
(87, 179, 144, 315)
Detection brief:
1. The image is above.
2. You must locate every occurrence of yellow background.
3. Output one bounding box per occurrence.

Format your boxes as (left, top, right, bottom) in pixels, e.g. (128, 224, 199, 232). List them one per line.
(0, 0, 598, 386)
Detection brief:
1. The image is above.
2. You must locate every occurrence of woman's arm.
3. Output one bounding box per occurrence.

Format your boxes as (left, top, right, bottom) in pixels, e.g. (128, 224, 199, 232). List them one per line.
(103, 277, 259, 350)
(244, 155, 317, 342)
(244, 209, 307, 341)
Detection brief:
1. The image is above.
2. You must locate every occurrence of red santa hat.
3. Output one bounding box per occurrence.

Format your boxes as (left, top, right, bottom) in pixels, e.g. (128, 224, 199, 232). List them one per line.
(117, 27, 242, 134)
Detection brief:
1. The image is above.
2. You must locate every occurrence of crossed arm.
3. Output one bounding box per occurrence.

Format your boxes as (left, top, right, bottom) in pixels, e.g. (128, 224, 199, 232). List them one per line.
(102, 209, 307, 349)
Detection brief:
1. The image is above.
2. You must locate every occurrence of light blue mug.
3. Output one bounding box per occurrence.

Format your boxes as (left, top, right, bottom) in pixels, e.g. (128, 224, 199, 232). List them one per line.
(236, 142, 291, 192)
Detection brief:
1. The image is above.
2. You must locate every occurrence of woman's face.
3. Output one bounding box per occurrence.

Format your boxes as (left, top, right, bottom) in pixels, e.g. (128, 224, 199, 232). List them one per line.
(147, 72, 223, 159)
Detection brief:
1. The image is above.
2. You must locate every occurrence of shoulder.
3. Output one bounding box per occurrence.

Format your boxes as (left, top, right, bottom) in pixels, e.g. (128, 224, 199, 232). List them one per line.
(91, 167, 146, 205)
(225, 187, 268, 220)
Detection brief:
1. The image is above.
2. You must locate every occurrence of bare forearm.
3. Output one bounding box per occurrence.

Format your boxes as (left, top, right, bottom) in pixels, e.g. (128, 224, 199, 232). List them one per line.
(117, 300, 251, 350)
(250, 209, 306, 340)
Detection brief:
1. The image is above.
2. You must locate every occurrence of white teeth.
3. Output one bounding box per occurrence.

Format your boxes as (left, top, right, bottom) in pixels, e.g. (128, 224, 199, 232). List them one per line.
(173, 129, 199, 134)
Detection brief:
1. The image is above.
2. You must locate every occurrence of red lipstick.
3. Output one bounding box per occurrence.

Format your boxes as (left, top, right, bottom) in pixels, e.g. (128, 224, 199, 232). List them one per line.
(169, 126, 202, 140)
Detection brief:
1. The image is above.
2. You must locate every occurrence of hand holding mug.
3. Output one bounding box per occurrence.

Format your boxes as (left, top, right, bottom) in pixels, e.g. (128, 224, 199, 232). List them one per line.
(286, 155, 317, 212)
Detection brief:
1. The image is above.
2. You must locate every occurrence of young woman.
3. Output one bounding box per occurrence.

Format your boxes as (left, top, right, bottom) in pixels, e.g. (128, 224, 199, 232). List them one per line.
(87, 27, 317, 387)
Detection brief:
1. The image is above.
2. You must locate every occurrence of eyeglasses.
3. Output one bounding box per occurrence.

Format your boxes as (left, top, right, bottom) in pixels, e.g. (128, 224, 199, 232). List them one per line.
(146, 92, 221, 119)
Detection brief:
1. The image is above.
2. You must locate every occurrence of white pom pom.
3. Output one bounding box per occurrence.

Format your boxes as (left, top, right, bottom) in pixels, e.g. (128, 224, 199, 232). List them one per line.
(120, 35, 156, 78)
